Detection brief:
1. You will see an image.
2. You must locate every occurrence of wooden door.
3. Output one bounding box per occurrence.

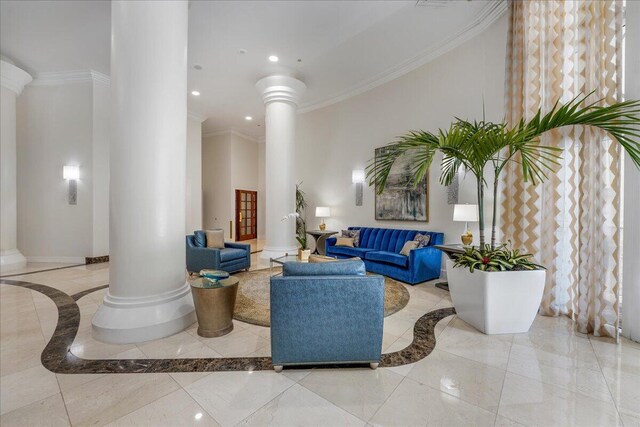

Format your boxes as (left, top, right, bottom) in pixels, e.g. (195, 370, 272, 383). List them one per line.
(235, 190, 257, 241)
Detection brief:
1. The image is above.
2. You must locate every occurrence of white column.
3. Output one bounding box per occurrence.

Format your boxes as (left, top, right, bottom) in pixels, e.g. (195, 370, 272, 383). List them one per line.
(255, 76, 306, 259)
(0, 59, 31, 272)
(92, 0, 194, 343)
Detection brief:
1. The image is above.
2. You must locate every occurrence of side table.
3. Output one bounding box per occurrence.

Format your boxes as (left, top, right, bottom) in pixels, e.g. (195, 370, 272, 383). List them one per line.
(433, 244, 466, 292)
(306, 230, 338, 255)
(189, 276, 239, 337)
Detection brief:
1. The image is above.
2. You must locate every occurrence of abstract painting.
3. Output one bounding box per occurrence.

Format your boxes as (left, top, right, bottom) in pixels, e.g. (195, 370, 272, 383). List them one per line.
(374, 147, 429, 221)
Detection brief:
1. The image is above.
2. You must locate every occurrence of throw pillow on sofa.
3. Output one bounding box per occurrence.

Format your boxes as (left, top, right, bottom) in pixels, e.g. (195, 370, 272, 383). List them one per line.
(400, 240, 418, 256)
(340, 229, 360, 247)
(205, 229, 225, 249)
(335, 237, 355, 247)
(415, 233, 431, 248)
(194, 230, 207, 247)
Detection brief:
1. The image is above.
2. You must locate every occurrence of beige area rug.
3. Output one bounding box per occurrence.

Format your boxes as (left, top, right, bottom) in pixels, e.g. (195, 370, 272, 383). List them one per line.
(232, 267, 410, 327)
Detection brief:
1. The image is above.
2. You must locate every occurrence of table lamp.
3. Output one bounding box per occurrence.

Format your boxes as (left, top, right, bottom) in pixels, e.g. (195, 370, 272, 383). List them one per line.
(315, 207, 330, 231)
(453, 204, 478, 246)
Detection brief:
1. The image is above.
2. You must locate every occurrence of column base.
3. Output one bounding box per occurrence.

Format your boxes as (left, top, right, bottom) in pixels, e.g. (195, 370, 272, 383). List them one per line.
(0, 249, 27, 273)
(260, 245, 299, 260)
(91, 281, 196, 344)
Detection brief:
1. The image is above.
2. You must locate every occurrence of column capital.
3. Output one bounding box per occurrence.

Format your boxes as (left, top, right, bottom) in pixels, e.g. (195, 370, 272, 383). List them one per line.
(1, 60, 32, 95)
(256, 75, 306, 106)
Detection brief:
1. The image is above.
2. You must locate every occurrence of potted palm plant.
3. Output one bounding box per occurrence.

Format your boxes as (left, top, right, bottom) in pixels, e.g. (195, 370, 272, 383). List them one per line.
(367, 94, 640, 334)
(295, 183, 311, 261)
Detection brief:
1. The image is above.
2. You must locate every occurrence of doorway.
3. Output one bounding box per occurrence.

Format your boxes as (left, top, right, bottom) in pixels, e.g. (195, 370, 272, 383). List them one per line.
(235, 189, 257, 241)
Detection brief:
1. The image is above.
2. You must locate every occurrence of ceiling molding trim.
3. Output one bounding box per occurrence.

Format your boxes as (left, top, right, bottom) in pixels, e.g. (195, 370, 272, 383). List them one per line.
(203, 129, 260, 143)
(1, 60, 33, 95)
(298, 0, 508, 114)
(188, 111, 207, 123)
(30, 69, 110, 86)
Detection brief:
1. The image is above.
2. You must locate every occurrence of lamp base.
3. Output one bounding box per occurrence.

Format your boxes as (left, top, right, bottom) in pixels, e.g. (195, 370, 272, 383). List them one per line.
(461, 234, 473, 246)
(319, 223, 326, 231)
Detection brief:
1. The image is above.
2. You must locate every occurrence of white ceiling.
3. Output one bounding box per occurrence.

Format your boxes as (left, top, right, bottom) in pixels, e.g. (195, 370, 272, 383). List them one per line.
(0, 0, 505, 139)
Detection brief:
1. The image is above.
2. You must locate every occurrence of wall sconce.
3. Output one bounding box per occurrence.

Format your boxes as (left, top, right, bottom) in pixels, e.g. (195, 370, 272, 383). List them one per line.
(63, 165, 79, 205)
(352, 169, 365, 206)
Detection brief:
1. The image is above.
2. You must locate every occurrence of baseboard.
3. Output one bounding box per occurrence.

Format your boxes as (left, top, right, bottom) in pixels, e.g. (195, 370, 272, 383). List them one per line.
(86, 255, 109, 264)
(26, 256, 86, 264)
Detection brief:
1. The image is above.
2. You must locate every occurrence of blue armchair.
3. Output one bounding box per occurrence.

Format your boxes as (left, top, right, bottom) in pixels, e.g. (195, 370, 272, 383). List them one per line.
(186, 234, 251, 274)
(270, 260, 384, 371)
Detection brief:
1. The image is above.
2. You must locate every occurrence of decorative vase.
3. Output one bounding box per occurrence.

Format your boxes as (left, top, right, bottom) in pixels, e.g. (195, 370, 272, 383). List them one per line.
(298, 249, 311, 261)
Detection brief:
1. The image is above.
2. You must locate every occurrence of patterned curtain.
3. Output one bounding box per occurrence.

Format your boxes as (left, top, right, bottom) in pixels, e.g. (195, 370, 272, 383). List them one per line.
(501, 0, 624, 338)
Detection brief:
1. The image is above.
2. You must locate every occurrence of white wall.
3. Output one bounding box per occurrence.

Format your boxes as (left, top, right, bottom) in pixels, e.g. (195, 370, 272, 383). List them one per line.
(91, 80, 110, 257)
(202, 131, 262, 241)
(202, 133, 233, 236)
(295, 14, 508, 254)
(186, 117, 203, 234)
(17, 82, 97, 262)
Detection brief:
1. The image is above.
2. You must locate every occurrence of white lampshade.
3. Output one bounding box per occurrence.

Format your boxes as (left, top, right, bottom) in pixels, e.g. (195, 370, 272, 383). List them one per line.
(453, 204, 478, 222)
(315, 206, 331, 218)
(63, 165, 80, 180)
(352, 169, 365, 184)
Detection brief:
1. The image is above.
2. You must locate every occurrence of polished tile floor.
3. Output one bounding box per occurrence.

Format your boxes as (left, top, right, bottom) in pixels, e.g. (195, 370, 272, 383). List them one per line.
(1, 261, 638, 426)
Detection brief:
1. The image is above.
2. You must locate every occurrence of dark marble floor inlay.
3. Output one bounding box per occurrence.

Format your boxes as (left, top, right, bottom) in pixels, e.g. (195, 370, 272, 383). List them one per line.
(0, 278, 455, 374)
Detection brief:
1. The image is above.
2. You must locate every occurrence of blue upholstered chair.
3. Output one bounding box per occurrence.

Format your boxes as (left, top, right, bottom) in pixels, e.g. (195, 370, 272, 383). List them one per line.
(185, 232, 251, 274)
(270, 260, 384, 371)
(325, 227, 444, 284)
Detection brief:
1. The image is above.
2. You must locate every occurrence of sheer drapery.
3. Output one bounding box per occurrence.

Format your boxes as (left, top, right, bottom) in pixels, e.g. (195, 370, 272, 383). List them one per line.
(501, 0, 624, 338)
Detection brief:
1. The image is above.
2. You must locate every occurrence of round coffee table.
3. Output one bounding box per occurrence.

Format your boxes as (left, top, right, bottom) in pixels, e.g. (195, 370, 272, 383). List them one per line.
(189, 276, 239, 337)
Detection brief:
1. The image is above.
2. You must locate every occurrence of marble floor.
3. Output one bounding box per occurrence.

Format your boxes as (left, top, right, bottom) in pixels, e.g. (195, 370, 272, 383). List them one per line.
(1, 262, 638, 426)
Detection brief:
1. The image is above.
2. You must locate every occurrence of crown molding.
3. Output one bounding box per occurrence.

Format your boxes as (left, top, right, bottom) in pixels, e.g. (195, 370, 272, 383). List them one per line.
(188, 111, 207, 122)
(203, 129, 260, 143)
(298, 0, 508, 114)
(1, 60, 33, 95)
(30, 69, 110, 87)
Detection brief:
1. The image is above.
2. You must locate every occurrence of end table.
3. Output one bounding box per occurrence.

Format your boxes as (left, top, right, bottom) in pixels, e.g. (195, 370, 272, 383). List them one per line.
(433, 244, 466, 292)
(306, 230, 338, 255)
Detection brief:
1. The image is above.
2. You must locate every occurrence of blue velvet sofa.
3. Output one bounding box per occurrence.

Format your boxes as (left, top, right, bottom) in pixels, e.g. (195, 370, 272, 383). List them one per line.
(270, 260, 384, 371)
(325, 227, 444, 285)
(185, 232, 251, 274)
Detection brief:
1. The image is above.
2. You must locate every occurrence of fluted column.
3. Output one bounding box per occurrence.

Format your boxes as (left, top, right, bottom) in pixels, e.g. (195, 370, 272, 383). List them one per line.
(0, 58, 31, 272)
(255, 75, 306, 259)
(91, 0, 194, 343)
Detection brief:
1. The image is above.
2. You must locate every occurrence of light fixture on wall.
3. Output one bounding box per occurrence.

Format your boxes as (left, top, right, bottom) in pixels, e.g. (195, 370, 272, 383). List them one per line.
(352, 169, 365, 206)
(63, 165, 79, 205)
(315, 207, 330, 231)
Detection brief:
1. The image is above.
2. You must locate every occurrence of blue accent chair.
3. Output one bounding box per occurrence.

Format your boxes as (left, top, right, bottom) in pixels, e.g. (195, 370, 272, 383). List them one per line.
(325, 227, 444, 285)
(270, 260, 384, 371)
(186, 233, 251, 274)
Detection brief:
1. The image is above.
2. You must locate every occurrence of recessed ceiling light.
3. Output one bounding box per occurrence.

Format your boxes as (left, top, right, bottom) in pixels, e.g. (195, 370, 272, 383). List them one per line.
(268, 55, 279, 62)
(193, 64, 203, 70)
(239, 49, 247, 55)
(245, 116, 253, 121)
(191, 91, 200, 96)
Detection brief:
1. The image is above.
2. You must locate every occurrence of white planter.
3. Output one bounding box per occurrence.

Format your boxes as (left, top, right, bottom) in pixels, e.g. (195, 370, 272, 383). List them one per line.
(446, 260, 546, 334)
